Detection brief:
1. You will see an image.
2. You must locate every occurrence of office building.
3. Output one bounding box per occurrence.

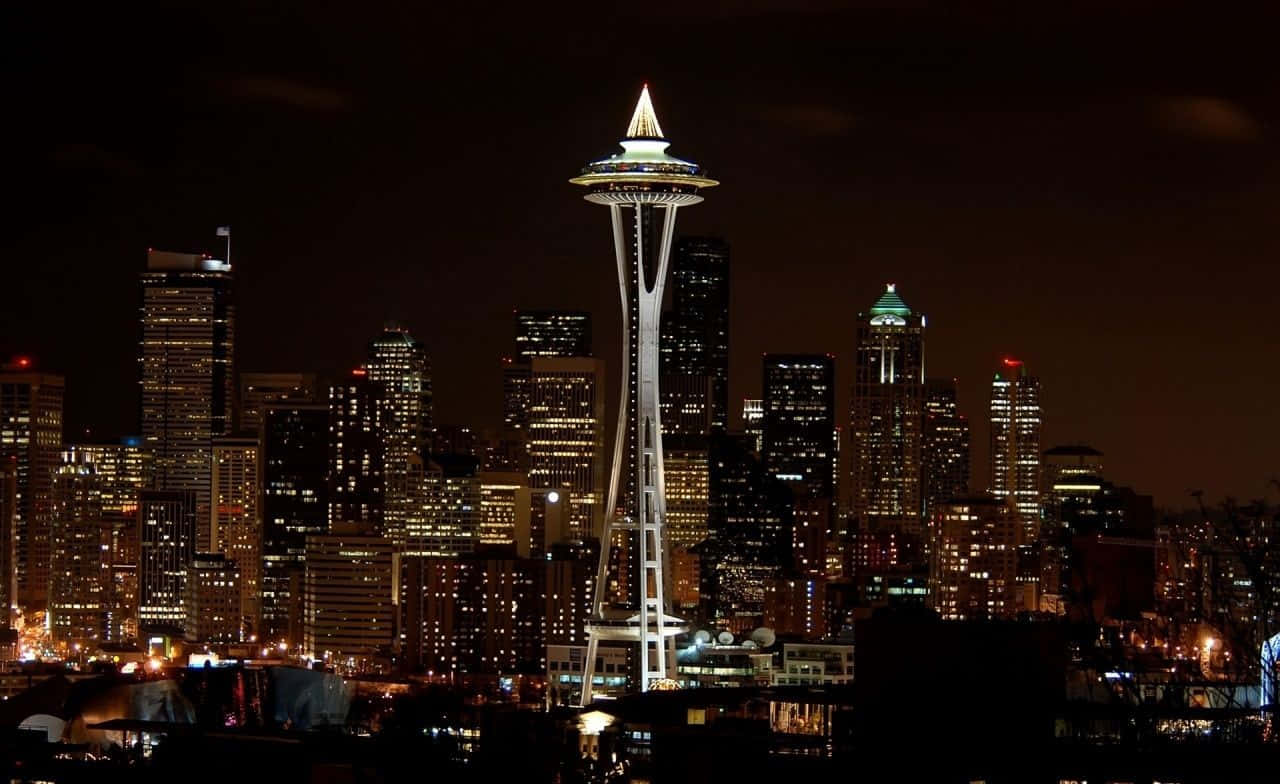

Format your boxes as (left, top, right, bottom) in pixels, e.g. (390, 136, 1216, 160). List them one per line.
(762, 354, 836, 500)
(49, 449, 108, 645)
(139, 249, 234, 535)
(658, 374, 715, 437)
(303, 524, 396, 668)
(238, 372, 317, 436)
(989, 358, 1043, 540)
(184, 553, 242, 643)
(211, 436, 261, 638)
(407, 454, 481, 558)
(65, 439, 149, 642)
(477, 471, 530, 553)
(661, 236, 730, 430)
(526, 357, 606, 539)
(0, 359, 64, 610)
(923, 378, 971, 516)
(328, 369, 385, 529)
(0, 458, 16, 627)
(515, 310, 592, 361)
(764, 576, 828, 639)
(367, 324, 431, 546)
(742, 398, 763, 453)
(929, 495, 1026, 620)
(850, 284, 925, 533)
(663, 445, 709, 549)
(139, 490, 197, 628)
(262, 403, 329, 647)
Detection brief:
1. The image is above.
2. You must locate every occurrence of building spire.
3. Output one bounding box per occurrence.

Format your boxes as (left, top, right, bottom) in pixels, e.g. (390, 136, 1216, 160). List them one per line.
(625, 84, 665, 139)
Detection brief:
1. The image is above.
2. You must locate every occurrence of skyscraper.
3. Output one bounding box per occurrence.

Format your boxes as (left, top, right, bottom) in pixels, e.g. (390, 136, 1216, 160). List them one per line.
(238, 372, 318, 437)
(139, 489, 196, 628)
(50, 448, 108, 645)
(742, 398, 764, 454)
(929, 495, 1023, 620)
(850, 284, 925, 533)
(139, 249, 235, 531)
(762, 354, 836, 500)
(367, 324, 431, 546)
(262, 403, 329, 647)
(0, 359, 64, 611)
(328, 369, 385, 529)
(184, 553, 242, 643)
(661, 236, 730, 430)
(406, 454, 482, 558)
(922, 378, 971, 516)
(0, 457, 16, 627)
(526, 357, 606, 539)
(476, 471, 530, 554)
(570, 85, 717, 698)
(211, 436, 261, 638)
(61, 439, 149, 642)
(663, 446, 710, 550)
(989, 358, 1043, 540)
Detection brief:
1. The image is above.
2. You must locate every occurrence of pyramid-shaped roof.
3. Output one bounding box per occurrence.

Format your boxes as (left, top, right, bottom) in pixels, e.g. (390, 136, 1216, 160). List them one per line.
(625, 84, 665, 139)
(868, 283, 911, 316)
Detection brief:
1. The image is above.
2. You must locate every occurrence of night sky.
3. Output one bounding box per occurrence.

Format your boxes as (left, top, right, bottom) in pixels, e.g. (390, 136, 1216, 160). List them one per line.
(5, 2, 1278, 509)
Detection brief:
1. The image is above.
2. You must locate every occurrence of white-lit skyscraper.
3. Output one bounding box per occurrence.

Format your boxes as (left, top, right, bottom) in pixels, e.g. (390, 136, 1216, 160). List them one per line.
(570, 85, 717, 698)
(366, 325, 431, 546)
(989, 358, 1043, 541)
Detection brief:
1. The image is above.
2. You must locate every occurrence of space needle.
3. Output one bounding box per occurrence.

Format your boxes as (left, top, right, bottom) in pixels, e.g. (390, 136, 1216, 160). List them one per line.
(570, 85, 718, 702)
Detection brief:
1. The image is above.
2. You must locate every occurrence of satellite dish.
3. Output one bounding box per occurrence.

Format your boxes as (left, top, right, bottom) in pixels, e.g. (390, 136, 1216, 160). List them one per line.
(750, 627, 777, 648)
(18, 714, 65, 743)
(694, 629, 712, 644)
(716, 631, 734, 646)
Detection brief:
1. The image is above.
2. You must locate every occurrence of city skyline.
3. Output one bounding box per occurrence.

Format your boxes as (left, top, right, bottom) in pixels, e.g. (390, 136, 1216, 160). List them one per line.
(7, 5, 1279, 510)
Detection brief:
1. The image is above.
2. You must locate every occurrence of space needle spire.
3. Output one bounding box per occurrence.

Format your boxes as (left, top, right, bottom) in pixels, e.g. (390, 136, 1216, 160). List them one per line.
(570, 85, 718, 703)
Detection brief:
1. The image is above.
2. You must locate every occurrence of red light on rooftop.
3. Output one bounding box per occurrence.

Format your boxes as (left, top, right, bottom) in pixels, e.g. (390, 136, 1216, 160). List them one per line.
(16, 357, 31, 368)
(351, 367, 367, 377)
(1001, 357, 1023, 368)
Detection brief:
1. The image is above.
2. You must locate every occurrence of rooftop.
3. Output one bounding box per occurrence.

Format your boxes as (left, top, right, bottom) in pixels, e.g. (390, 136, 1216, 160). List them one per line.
(868, 283, 911, 317)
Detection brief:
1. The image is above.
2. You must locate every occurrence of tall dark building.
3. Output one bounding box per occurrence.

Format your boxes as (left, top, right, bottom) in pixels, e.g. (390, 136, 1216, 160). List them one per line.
(514, 310, 592, 361)
(139, 489, 196, 629)
(661, 236, 730, 430)
(923, 378, 971, 516)
(850, 284, 925, 533)
(989, 358, 1042, 540)
(0, 359, 64, 611)
(328, 369, 385, 530)
(701, 433, 795, 632)
(139, 249, 235, 532)
(762, 354, 836, 500)
(262, 403, 330, 646)
(0, 457, 16, 627)
(50, 448, 108, 645)
(239, 373, 318, 437)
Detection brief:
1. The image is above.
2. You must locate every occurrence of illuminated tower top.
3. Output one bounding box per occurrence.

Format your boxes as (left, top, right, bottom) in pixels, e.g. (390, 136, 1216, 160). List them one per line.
(570, 85, 719, 203)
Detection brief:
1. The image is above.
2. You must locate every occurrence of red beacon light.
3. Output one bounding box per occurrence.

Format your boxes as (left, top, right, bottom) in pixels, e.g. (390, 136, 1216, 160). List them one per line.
(13, 356, 32, 369)
(1001, 357, 1023, 368)
(351, 367, 367, 377)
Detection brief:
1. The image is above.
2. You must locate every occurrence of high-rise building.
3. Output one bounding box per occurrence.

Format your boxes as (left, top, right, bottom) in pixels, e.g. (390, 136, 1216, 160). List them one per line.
(139, 249, 235, 534)
(515, 310, 592, 361)
(663, 446, 709, 549)
(701, 433, 795, 633)
(139, 489, 196, 628)
(571, 85, 717, 697)
(850, 284, 925, 533)
(477, 471, 531, 553)
(303, 524, 396, 669)
(989, 358, 1043, 540)
(367, 325, 431, 546)
(929, 495, 1025, 620)
(262, 403, 329, 647)
(658, 375, 715, 437)
(526, 358, 606, 539)
(64, 439, 149, 643)
(406, 454, 481, 558)
(328, 369, 385, 529)
(661, 236, 730, 430)
(50, 449, 108, 645)
(742, 398, 763, 454)
(0, 359, 65, 610)
(762, 354, 836, 500)
(238, 373, 317, 437)
(922, 378, 971, 517)
(211, 436, 261, 638)
(184, 553, 242, 643)
(0, 457, 17, 627)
